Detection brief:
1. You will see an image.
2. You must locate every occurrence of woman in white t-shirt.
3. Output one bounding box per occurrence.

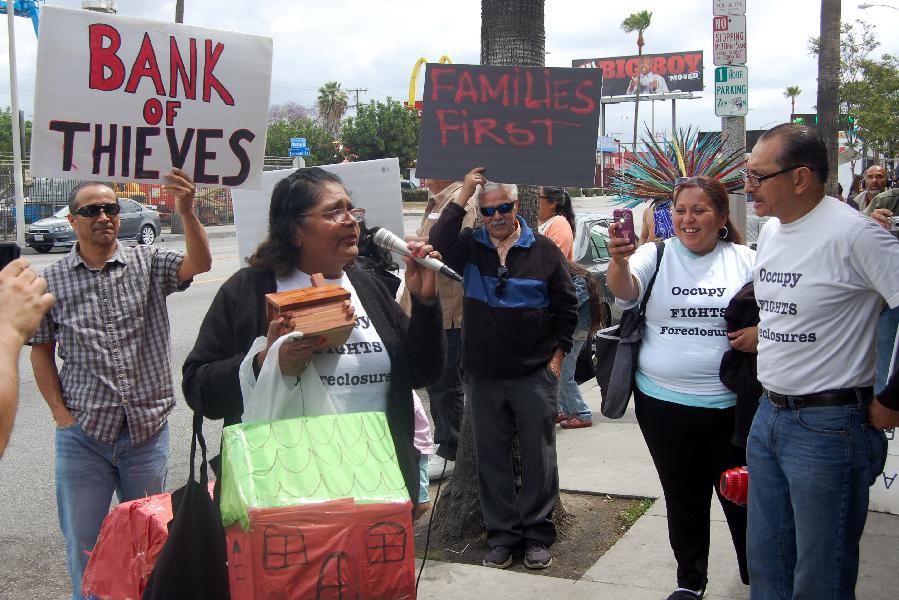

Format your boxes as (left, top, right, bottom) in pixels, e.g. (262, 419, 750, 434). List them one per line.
(606, 176, 756, 600)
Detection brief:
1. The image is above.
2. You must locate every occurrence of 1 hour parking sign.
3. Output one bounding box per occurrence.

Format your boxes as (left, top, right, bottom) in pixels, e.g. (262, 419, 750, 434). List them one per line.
(714, 66, 748, 116)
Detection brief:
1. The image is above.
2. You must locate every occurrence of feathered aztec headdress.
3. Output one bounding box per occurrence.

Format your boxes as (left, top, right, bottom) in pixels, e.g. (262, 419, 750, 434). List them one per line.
(611, 126, 746, 208)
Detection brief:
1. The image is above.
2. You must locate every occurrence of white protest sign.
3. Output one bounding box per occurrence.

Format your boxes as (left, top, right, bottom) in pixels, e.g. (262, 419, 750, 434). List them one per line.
(712, 14, 747, 66)
(713, 0, 746, 16)
(714, 65, 748, 116)
(31, 6, 272, 189)
(232, 158, 406, 266)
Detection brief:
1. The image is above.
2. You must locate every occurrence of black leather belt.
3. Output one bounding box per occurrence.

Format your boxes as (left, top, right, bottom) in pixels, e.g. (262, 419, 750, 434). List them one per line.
(766, 387, 873, 409)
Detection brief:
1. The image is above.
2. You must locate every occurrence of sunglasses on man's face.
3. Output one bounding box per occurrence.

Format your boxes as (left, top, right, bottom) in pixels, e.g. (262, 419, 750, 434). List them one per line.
(74, 203, 121, 218)
(479, 202, 516, 217)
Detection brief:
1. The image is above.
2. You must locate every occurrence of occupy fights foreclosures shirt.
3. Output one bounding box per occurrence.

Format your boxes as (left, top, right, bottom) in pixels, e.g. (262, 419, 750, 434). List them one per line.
(619, 238, 755, 399)
(755, 196, 899, 396)
(276, 270, 391, 413)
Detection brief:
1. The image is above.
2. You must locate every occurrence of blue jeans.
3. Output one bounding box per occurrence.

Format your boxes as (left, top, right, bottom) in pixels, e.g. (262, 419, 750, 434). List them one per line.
(746, 394, 887, 600)
(56, 421, 169, 600)
(559, 334, 592, 420)
(875, 305, 899, 394)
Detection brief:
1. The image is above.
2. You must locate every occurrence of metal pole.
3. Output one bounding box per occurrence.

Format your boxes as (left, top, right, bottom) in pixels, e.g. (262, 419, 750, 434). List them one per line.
(651, 100, 655, 139)
(722, 115, 747, 237)
(8, 6, 26, 246)
(599, 103, 605, 189)
(672, 99, 677, 133)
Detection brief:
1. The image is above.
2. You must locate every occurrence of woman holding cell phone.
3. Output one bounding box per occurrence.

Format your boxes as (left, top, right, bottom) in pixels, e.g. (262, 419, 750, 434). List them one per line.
(606, 176, 756, 600)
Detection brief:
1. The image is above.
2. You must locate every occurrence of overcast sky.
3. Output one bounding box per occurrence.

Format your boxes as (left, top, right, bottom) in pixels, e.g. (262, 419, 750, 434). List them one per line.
(2, 0, 898, 144)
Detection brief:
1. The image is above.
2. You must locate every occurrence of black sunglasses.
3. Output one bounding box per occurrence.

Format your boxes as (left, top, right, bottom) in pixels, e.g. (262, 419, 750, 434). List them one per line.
(495, 265, 509, 298)
(74, 203, 121, 218)
(479, 202, 516, 217)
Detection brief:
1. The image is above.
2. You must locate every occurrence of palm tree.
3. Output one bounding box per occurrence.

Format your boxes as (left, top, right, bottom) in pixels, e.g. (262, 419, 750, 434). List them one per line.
(817, 0, 841, 196)
(784, 85, 802, 117)
(317, 81, 348, 137)
(621, 10, 653, 152)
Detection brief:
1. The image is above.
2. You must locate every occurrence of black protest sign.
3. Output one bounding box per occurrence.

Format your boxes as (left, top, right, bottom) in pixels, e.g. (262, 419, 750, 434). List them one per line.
(415, 64, 603, 187)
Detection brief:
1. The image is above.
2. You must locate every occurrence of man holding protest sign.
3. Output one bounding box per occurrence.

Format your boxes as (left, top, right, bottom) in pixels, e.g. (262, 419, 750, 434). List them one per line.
(29, 169, 212, 600)
(430, 167, 577, 570)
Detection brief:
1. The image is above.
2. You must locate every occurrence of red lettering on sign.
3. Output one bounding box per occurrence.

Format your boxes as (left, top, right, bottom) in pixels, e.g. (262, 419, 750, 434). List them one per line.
(523, 70, 551, 109)
(653, 56, 667, 75)
(88, 24, 125, 92)
(552, 79, 571, 110)
(202, 40, 234, 105)
(430, 66, 458, 101)
(170, 36, 197, 100)
(570, 81, 597, 114)
(143, 98, 163, 125)
(684, 53, 702, 74)
(165, 101, 181, 126)
(473, 118, 504, 145)
(504, 121, 536, 146)
(124, 33, 166, 95)
(667, 55, 685, 74)
(479, 74, 510, 106)
(436, 109, 470, 146)
(455, 71, 478, 104)
(596, 60, 616, 80)
(530, 118, 580, 147)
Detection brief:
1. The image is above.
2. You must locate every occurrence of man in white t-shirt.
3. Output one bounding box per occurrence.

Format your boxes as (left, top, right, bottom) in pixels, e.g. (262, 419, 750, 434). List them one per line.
(742, 123, 899, 600)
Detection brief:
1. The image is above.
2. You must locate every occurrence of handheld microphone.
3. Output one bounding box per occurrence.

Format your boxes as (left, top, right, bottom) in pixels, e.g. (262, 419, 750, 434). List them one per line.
(371, 227, 463, 282)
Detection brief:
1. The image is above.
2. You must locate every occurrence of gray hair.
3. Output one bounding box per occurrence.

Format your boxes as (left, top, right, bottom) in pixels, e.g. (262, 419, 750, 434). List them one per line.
(478, 182, 518, 202)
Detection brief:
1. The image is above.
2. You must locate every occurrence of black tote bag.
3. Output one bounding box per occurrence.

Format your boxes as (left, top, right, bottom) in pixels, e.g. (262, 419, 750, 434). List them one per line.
(142, 400, 230, 600)
(594, 240, 665, 419)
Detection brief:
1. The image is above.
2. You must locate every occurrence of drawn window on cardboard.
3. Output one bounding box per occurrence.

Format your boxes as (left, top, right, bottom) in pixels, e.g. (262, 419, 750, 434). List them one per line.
(366, 521, 407, 564)
(316, 552, 353, 600)
(262, 524, 309, 569)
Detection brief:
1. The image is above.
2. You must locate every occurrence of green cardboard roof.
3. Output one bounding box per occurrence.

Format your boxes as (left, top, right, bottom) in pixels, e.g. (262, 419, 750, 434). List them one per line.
(220, 412, 409, 530)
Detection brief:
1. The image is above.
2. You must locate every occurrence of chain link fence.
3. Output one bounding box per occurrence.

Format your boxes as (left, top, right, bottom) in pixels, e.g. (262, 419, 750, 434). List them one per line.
(0, 160, 236, 240)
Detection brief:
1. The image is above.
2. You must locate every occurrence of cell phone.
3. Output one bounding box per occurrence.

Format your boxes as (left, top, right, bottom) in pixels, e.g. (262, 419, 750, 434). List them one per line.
(0, 242, 21, 271)
(612, 209, 636, 245)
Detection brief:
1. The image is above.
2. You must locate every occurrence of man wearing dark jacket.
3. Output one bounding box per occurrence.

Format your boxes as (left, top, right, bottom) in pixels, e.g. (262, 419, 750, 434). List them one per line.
(429, 167, 578, 571)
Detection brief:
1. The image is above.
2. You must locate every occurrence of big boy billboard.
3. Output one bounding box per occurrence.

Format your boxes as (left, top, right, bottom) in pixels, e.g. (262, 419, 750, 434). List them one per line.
(572, 50, 704, 97)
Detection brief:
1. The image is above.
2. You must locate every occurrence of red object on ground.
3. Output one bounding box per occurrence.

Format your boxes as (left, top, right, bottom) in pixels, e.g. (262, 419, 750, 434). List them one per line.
(720, 466, 749, 506)
(81, 493, 174, 600)
(226, 500, 416, 600)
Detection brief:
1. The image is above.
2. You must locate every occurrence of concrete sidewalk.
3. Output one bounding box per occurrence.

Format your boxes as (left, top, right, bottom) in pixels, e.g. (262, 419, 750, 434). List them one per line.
(415, 382, 899, 599)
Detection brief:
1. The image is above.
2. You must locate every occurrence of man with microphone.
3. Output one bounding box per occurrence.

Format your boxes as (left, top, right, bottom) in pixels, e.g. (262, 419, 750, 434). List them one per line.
(429, 167, 577, 571)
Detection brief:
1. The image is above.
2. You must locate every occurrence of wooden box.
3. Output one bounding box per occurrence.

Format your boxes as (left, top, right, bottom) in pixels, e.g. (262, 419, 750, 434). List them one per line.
(265, 275, 355, 349)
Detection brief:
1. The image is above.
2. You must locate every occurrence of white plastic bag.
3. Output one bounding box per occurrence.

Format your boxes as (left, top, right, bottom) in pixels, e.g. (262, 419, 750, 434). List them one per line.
(238, 333, 337, 423)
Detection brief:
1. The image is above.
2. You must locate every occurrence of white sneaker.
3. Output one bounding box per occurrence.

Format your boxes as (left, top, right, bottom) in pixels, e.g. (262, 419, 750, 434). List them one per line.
(427, 455, 455, 480)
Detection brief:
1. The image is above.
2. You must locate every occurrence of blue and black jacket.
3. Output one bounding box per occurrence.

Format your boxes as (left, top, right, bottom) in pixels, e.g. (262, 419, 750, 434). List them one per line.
(430, 202, 578, 379)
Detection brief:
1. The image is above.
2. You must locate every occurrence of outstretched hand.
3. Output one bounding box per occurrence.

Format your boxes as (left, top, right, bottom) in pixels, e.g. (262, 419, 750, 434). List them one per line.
(163, 168, 197, 217)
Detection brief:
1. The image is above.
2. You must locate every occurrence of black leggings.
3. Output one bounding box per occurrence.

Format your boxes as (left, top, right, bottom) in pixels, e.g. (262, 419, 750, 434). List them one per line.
(634, 388, 749, 591)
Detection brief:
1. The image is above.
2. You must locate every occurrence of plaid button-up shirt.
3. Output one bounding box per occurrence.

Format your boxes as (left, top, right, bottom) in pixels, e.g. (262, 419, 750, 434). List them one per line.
(31, 243, 189, 444)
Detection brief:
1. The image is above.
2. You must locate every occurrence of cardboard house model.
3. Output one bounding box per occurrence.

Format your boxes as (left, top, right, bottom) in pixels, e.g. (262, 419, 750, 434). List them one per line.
(220, 411, 416, 600)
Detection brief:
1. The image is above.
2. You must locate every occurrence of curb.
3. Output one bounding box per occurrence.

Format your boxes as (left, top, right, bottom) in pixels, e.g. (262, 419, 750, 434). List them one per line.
(159, 228, 237, 243)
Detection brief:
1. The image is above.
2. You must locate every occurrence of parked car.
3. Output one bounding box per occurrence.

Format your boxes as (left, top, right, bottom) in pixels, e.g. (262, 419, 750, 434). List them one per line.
(572, 212, 623, 380)
(573, 212, 621, 327)
(400, 179, 418, 190)
(25, 197, 162, 253)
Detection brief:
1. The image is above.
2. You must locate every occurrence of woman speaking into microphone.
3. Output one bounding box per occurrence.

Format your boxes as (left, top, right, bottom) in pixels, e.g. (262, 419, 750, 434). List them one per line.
(182, 167, 445, 514)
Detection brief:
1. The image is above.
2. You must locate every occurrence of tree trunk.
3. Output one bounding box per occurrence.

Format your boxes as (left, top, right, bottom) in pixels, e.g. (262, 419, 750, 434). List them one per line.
(430, 0, 574, 545)
(817, 0, 841, 197)
(791, 97, 795, 116)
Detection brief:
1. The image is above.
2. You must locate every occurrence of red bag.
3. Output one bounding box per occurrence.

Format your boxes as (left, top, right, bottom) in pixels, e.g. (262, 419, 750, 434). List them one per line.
(226, 499, 416, 600)
(81, 494, 174, 600)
